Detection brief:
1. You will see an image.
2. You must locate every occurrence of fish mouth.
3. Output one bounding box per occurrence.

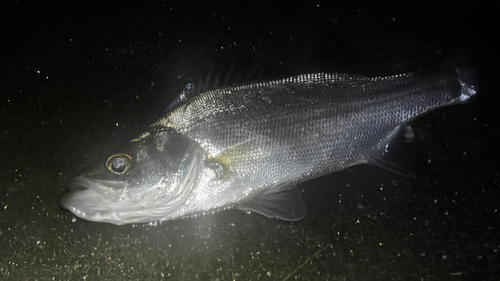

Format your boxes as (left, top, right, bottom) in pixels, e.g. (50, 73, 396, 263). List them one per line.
(59, 176, 141, 224)
(59, 186, 152, 225)
(67, 176, 127, 198)
(59, 195, 110, 221)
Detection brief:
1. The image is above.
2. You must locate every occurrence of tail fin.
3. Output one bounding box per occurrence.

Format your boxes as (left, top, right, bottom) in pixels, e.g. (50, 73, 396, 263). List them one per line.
(455, 67, 477, 102)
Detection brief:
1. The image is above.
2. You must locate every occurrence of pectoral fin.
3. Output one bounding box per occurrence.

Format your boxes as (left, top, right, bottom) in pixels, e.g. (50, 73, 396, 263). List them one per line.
(235, 183, 306, 221)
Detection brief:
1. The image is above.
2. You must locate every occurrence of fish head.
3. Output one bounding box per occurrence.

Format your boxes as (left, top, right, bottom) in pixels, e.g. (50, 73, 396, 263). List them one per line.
(60, 130, 204, 225)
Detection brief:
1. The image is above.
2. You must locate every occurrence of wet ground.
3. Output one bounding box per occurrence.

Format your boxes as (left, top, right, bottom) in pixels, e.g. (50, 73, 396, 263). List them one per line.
(1, 1, 499, 280)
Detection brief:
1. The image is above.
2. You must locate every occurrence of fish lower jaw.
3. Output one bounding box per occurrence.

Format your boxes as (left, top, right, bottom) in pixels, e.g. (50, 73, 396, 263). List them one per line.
(68, 207, 140, 225)
(66, 206, 111, 222)
(65, 205, 178, 225)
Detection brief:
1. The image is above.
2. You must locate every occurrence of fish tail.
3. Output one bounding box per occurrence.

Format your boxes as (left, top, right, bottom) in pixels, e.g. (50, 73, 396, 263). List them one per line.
(455, 67, 477, 102)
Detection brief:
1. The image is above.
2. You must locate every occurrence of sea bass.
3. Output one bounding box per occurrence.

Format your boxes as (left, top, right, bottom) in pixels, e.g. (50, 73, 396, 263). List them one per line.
(60, 65, 476, 225)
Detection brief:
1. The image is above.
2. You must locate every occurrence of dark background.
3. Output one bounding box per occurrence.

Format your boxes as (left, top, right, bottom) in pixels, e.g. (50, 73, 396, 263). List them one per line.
(1, 0, 499, 280)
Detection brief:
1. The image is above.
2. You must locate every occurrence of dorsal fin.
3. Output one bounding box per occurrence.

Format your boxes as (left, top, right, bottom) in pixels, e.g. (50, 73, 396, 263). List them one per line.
(163, 83, 192, 113)
(176, 58, 295, 96)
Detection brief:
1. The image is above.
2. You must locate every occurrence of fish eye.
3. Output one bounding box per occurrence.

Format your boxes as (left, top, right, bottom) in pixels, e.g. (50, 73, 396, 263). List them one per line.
(105, 153, 132, 175)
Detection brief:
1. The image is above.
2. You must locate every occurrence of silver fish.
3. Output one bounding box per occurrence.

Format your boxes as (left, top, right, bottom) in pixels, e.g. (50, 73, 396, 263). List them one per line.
(60, 65, 476, 225)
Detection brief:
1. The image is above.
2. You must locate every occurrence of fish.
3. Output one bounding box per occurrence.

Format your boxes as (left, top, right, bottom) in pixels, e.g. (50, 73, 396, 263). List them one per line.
(59, 64, 477, 225)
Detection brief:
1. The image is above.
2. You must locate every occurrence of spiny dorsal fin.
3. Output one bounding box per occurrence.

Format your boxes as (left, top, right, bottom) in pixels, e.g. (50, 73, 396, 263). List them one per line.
(163, 83, 192, 113)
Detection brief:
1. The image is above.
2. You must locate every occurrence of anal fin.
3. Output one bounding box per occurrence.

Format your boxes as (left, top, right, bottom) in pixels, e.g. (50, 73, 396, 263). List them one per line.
(369, 124, 427, 177)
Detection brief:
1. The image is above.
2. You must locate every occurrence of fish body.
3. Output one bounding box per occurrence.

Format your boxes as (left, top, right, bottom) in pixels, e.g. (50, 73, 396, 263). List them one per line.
(60, 65, 476, 225)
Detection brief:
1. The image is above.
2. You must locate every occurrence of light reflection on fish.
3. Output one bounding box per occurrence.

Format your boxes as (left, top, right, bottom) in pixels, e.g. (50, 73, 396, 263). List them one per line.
(60, 64, 476, 225)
